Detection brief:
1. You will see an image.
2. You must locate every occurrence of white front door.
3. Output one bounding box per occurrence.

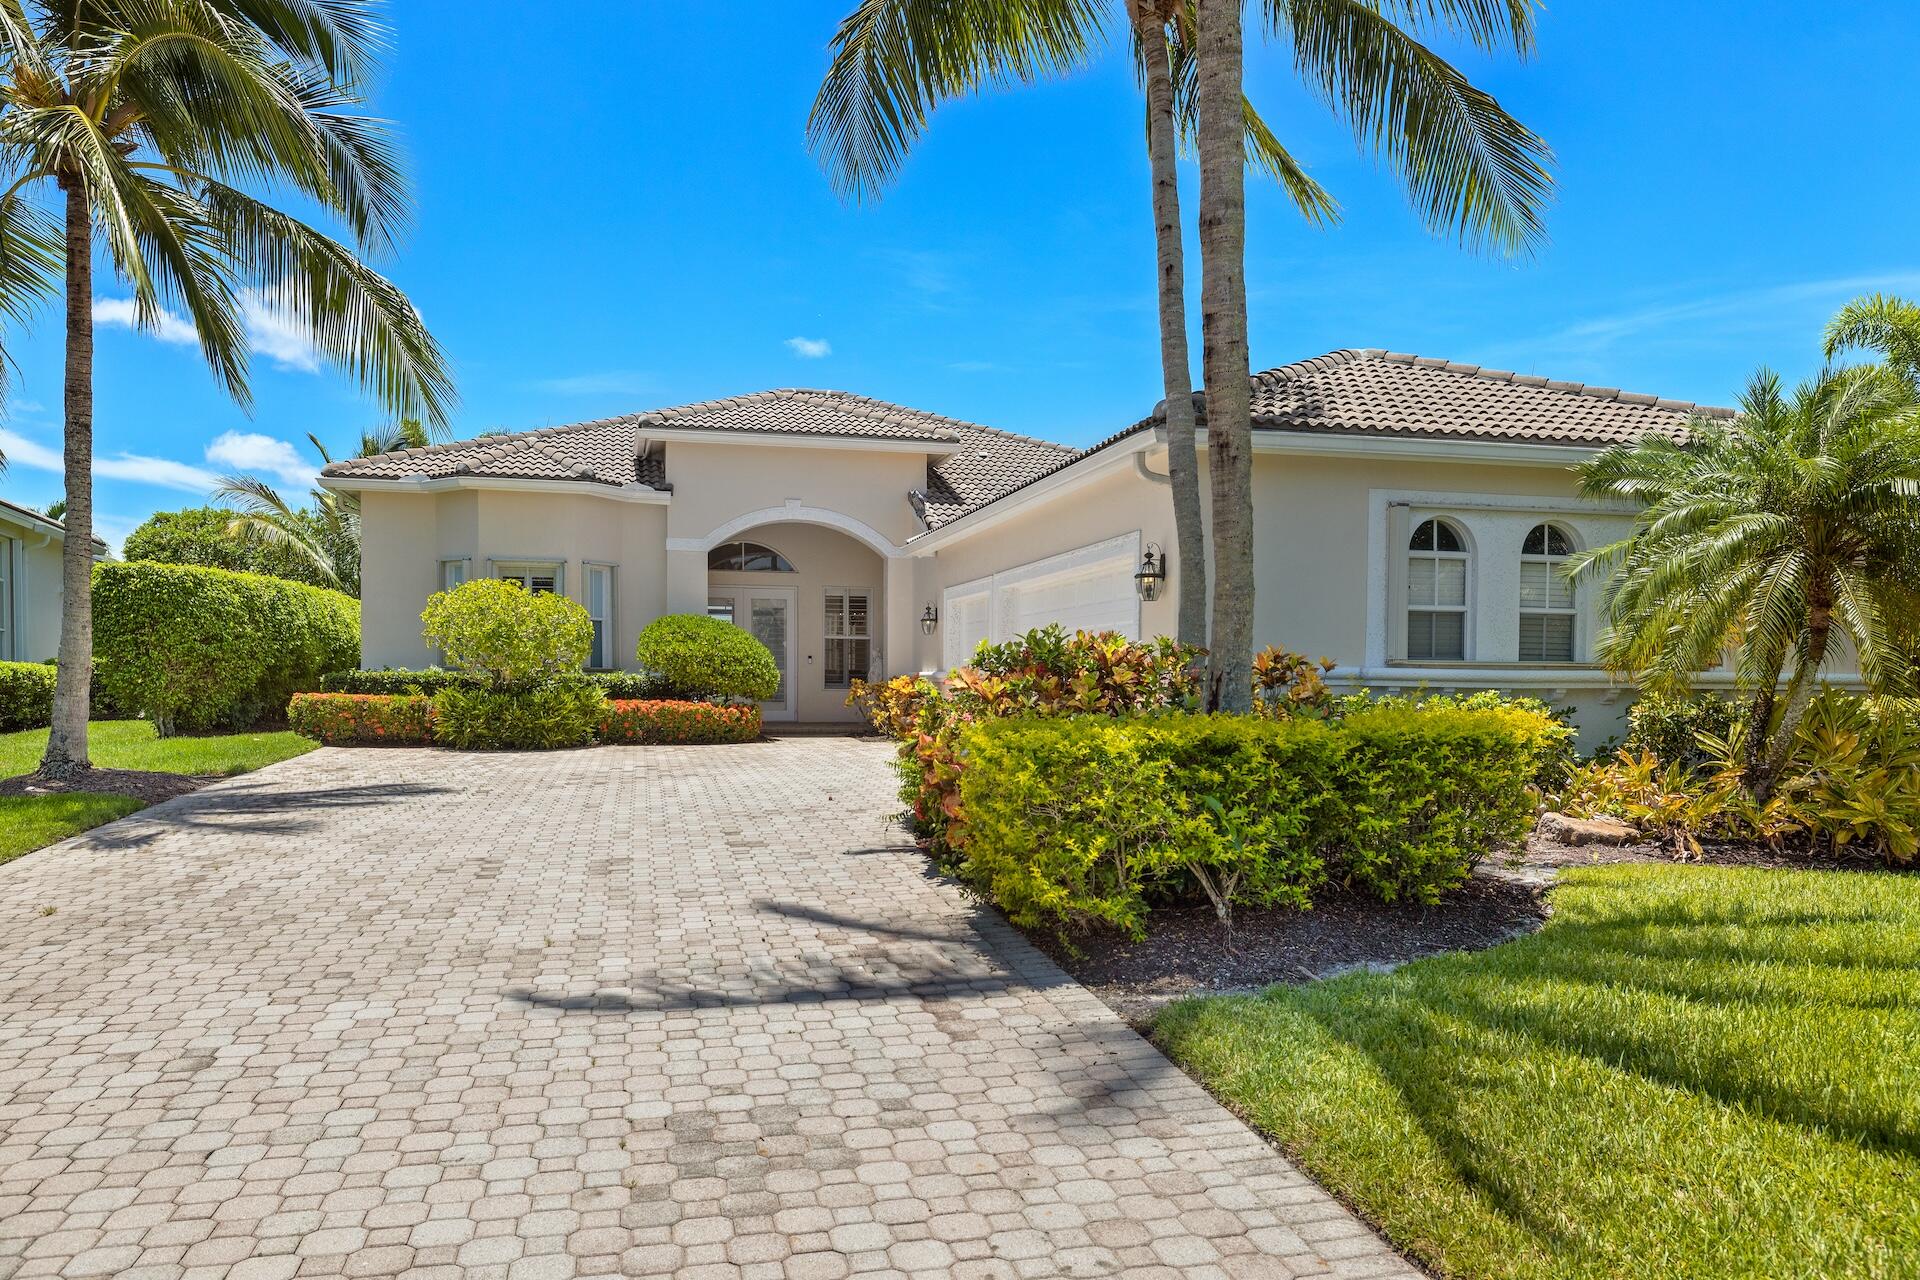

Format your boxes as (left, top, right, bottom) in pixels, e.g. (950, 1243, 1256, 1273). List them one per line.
(707, 587, 797, 721)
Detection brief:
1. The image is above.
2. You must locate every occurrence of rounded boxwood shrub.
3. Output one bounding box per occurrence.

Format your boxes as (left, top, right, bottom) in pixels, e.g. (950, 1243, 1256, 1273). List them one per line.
(93, 561, 359, 735)
(634, 614, 779, 702)
(420, 579, 592, 690)
(0, 661, 56, 732)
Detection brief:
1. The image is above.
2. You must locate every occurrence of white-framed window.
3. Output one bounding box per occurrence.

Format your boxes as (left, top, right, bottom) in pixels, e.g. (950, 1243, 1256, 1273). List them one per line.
(708, 541, 795, 572)
(493, 560, 562, 594)
(824, 589, 872, 688)
(1407, 518, 1469, 661)
(584, 564, 614, 669)
(438, 557, 469, 592)
(1519, 522, 1577, 662)
(706, 596, 735, 624)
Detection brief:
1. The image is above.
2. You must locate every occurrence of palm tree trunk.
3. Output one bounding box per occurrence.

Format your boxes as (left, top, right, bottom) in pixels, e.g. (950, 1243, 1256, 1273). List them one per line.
(39, 177, 94, 779)
(1194, 0, 1254, 711)
(1136, 1, 1207, 650)
(1759, 618, 1831, 792)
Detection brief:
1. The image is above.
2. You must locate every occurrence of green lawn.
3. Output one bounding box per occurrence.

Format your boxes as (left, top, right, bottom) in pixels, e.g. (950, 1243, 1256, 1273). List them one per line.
(1155, 865, 1920, 1280)
(0, 719, 313, 779)
(0, 721, 314, 867)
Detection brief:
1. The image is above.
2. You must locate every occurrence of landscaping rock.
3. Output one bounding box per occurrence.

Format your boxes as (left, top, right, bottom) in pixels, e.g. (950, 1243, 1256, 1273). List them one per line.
(1537, 811, 1639, 846)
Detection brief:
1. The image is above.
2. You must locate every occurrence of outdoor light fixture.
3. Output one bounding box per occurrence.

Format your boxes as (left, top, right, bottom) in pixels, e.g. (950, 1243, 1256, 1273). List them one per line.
(920, 602, 939, 635)
(1134, 544, 1167, 603)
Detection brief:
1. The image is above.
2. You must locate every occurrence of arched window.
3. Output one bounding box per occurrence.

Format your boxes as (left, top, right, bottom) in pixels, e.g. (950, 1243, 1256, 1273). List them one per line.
(1407, 518, 1469, 660)
(708, 541, 795, 572)
(1519, 523, 1576, 662)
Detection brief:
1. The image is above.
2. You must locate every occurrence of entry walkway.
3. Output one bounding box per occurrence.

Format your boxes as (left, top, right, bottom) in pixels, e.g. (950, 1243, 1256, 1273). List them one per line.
(0, 740, 1417, 1278)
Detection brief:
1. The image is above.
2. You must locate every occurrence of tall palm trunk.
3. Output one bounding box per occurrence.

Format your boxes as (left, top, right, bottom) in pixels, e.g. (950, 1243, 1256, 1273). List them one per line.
(1758, 609, 1832, 795)
(1136, 1, 1206, 649)
(1195, 0, 1253, 711)
(40, 176, 94, 778)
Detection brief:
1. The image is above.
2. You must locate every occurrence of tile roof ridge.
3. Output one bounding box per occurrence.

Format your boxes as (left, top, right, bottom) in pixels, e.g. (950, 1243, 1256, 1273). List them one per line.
(322, 412, 642, 475)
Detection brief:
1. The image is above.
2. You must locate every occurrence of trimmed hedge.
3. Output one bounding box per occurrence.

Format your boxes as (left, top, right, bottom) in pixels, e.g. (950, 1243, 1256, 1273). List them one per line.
(287, 693, 433, 744)
(318, 667, 673, 700)
(0, 661, 56, 732)
(599, 699, 761, 744)
(429, 680, 604, 750)
(956, 703, 1554, 938)
(94, 562, 359, 734)
(635, 614, 780, 701)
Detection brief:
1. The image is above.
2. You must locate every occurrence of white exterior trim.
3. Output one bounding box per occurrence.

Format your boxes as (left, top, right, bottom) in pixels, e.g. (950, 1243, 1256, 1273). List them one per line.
(318, 475, 672, 503)
(669, 504, 907, 559)
(638, 427, 962, 456)
(906, 433, 1152, 551)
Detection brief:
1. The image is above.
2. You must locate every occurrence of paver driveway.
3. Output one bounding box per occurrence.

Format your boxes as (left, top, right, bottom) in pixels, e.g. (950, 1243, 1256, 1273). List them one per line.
(0, 739, 1417, 1280)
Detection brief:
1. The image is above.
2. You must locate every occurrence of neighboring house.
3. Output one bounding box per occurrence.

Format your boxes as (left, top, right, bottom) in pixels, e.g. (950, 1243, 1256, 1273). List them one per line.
(322, 348, 1747, 743)
(0, 497, 107, 663)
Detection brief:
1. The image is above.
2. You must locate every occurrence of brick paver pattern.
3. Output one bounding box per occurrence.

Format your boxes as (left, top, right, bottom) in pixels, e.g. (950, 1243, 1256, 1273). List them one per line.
(0, 739, 1419, 1280)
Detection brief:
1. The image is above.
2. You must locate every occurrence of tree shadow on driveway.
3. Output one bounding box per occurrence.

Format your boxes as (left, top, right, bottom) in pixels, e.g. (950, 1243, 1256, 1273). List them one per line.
(83, 781, 457, 848)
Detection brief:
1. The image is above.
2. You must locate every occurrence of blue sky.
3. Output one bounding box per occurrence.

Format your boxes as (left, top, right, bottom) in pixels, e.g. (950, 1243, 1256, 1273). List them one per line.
(2, 0, 1917, 551)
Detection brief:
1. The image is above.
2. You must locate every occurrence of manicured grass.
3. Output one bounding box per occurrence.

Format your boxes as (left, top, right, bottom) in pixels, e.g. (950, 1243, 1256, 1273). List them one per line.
(0, 719, 313, 779)
(1155, 865, 1920, 1280)
(0, 794, 146, 865)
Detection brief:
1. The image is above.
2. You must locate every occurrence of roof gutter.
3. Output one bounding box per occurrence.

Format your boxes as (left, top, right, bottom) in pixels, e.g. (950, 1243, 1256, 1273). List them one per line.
(316, 475, 672, 504)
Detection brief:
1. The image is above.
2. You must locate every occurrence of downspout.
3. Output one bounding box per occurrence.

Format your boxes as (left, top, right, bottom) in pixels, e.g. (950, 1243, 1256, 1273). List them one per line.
(1134, 423, 1173, 485)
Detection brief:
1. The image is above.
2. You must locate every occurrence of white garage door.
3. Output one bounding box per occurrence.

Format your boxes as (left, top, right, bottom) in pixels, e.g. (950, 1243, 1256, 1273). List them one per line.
(942, 533, 1141, 669)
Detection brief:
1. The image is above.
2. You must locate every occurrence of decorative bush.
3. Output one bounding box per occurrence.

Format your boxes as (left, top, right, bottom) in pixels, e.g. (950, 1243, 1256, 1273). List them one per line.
(634, 614, 780, 702)
(287, 693, 433, 745)
(430, 678, 605, 750)
(93, 561, 358, 734)
(956, 703, 1555, 938)
(1625, 691, 1742, 768)
(420, 579, 592, 690)
(599, 699, 762, 744)
(317, 666, 674, 700)
(0, 661, 56, 732)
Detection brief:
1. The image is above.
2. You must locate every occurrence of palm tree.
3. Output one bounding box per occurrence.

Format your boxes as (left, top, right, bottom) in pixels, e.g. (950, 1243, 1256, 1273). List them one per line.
(1195, 0, 1553, 709)
(1571, 365, 1920, 786)
(809, 0, 1335, 651)
(810, 1, 1551, 701)
(1825, 293, 1920, 389)
(0, 0, 454, 779)
(213, 420, 426, 596)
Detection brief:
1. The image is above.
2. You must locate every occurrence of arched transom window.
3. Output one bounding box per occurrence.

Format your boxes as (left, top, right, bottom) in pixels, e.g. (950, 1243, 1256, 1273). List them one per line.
(708, 541, 795, 572)
(1407, 518, 1469, 660)
(1519, 522, 1577, 662)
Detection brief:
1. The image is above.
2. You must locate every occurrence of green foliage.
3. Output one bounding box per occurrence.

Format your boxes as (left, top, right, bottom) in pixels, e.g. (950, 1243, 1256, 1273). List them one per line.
(0, 720, 314, 781)
(0, 661, 55, 732)
(92, 562, 359, 735)
(1331, 686, 1579, 784)
(956, 703, 1555, 938)
(598, 699, 762, 745)
(420, 579, 592, 691)
(429, 679, 604, 751)
(634, 614, 780, 702)
(1154, 865, 1920, 1280)
(0, 794, 145, 866)
(318, 667, 675, 700)
(287, 693, 433, 745)
(1625, 692, 1741, 769)
(122, 506, 344, 589)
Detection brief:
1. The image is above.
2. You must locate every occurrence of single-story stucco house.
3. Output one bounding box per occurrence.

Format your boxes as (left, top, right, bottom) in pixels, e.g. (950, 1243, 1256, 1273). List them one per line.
(0, 497, 105, 663)
(322, 347, 1757, 746)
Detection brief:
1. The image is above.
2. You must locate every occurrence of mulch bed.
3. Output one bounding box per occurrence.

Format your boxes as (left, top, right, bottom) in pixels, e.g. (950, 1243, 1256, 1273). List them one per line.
(0, 767, 205, 805)
(1510, 830, 1896, 875)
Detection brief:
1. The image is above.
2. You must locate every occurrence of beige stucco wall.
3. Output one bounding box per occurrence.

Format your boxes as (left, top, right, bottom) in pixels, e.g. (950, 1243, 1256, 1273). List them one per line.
(0, 513, 68, 662)
(663, 442, 926, 546)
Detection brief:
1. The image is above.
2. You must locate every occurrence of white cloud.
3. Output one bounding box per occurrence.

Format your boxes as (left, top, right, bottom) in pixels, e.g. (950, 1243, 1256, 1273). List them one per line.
(0, 425, 217, 493)
(204, 430, 314, 487)
(93, 297, 198, 345)
(238, 288, 321, 373)
(92, 291, 323, 373)
(785, 336, 832, 359)
(533, 370, 655, 397)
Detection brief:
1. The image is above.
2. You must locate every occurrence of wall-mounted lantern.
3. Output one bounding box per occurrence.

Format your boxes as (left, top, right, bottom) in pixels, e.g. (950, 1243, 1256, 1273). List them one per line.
(920, 602, 939, 635)
(1134, 543, 1167, 603)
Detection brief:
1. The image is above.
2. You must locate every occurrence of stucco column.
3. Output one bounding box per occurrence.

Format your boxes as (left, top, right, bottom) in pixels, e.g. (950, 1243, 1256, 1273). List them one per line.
(884, 556, 919, 678)
(665, 546, 707, 616)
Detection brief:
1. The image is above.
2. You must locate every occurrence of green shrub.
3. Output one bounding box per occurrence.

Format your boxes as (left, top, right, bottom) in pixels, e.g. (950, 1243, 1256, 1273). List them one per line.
(316, 666, 675, 700)
(0, 661, 56, 732)
(598, 699, 761, 744)
(955, 704, 1555, 938)
(421, 579, 592, 690)
(93, 561, 358, 734)
(635, 614, 779, 701)
(1331, 686, 1579, 783)
(287, 693, 433, 744)
(1625, 691, 1741, 768)
(430, 679, 604, 750)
